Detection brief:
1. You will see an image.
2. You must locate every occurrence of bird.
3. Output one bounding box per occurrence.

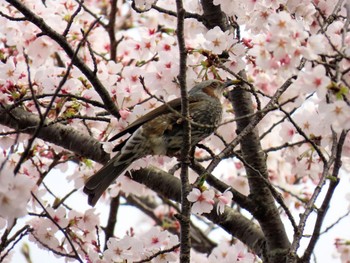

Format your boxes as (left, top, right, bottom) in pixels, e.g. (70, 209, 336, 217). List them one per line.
(84, 79, 233, 206)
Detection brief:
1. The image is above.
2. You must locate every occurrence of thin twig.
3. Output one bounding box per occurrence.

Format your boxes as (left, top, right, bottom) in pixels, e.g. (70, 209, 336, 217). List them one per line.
(13, 17, 100, 174)
(63, 0, 84, 37)
(135, 243, 180, 263)
(30, 193, 83, 262)
(321, 209, 350, 235)
(278, 107, 327, 164)
(175, 1, 191, 262)
(0, 226, 30, 263)
(234, 152, 298, 233)
(301, 130, 348, 262)
(288, 131, 338, 259)
(207, 73, 299, 174)
(23, 51, 43, 120)
(6, 0, 120, 117)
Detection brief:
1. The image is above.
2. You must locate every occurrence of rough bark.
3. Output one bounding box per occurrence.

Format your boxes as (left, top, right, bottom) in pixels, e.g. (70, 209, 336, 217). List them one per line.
(0, 106, 109, 164)
(201, 1, 291, 261)
(0, 104, 266, 257)
(229, 71, 291, 262)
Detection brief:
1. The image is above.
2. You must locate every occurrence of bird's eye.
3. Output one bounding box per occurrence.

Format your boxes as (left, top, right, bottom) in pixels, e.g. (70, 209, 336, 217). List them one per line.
(211, 81, 219, 88)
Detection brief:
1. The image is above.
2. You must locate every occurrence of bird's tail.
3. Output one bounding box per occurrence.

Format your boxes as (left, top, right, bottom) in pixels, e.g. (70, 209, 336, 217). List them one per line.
(83, 153, 134, 206)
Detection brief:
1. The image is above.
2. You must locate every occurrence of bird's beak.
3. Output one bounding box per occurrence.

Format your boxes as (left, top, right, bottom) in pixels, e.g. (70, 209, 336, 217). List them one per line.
(224, 80, 236, 88)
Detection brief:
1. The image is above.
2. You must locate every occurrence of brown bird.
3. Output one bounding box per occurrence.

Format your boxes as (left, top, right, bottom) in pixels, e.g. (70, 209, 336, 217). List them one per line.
(84, 79, 233, 206)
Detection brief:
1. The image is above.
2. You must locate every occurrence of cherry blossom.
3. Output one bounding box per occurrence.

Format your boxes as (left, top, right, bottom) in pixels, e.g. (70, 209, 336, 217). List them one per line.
(103, 227, 179, 262)
(0, 163, 36, 226)
(320, 100, 350, 133)
(335, 238, 350, 263)
(203, 26, 234, 54)
(187, 188, 215, 215)
(104, 235, 144, 262)
(0, 0, 350, 262)
(208, 240, 255, 263)
(216, 188, 233, 214)
(45, 206, 69, 230)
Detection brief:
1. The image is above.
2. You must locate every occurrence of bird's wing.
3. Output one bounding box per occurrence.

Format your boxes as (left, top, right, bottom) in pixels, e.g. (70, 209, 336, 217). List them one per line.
(109, 96, 202, 152)
(109, 98, 187, 150)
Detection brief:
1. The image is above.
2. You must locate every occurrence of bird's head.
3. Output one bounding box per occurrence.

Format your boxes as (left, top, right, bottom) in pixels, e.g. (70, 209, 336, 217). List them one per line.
(189, 79, 234, 99)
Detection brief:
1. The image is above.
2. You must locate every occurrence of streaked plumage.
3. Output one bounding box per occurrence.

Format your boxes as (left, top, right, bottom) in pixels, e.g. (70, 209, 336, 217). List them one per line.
(84, 80, 233, 206)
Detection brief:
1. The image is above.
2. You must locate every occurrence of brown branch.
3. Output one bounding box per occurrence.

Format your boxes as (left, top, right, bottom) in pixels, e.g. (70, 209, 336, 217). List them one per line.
(107, 0, 118, 61)
(301, 130, 348, 262)
(5, 0, 120, 117)
(228, 70, 291, 262)
(200, 0, 229, 31)
(288, 131, 338, 261)
(0, 105, 110, 164)
(103, 196, 120, 250)
(175, 1, 191, 262)
(13, 18, 98, 174)
(30, 193, 83, 262)
(129, 167, 266, 258)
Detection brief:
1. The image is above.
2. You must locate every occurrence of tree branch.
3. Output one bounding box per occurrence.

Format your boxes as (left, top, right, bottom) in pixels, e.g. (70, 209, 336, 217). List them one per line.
(175, 0, 191, 262)
(5, 0, 120, 117)
(288, 131, 339, 262)
(0, 103, 265, 256)
(103, 196, 120, 250)
(0, 105, 109, 164)
(301, 130, 348, 262)
(129, 167, 266, 257)
(229, 71, 290, 262)
(200, 0, 229, 31)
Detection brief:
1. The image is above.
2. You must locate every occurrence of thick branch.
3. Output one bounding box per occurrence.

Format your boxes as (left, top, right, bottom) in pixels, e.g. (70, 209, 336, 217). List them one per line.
(0, 105, 109, 164)
(229, 71, 290, 262)
(0, 105, 265, 256)
(130, 167, 266, 257)
(200, 0, 229, 30)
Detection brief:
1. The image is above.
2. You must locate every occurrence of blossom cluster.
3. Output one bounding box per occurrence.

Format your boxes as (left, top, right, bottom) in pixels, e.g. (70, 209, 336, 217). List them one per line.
(0, 0, 349, 262)
(28, 207, 100, 260)
(187, 187, 233, 215)
(0, 162, 36, 227)
(102, 227, 179, 262)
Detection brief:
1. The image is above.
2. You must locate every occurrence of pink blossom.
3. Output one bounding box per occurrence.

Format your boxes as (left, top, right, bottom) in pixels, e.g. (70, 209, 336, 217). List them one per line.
(141, 227, 178, 251)
(320, 100, 350, 133)
(104, 236, 143, 262)
(0, 164, 36, 226)
(203, 26, 234, 54)
(68, 209, 100, 241)
(187, 188, 215, 215)
(335, 238, 350, 263)
(46, 207, 69, 230)
(216, 188, 233, 214)
(109, 174, 147, 198)
(208, 240, 255, 263)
